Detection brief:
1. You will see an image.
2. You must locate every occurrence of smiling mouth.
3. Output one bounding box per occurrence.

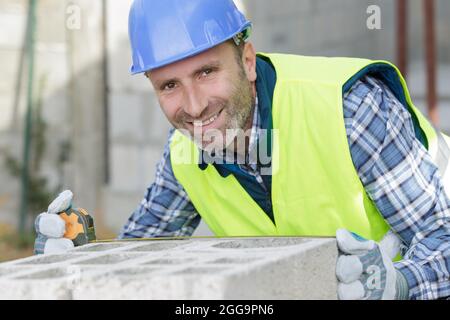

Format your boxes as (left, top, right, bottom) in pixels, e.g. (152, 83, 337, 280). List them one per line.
(188, 109, 223, 128)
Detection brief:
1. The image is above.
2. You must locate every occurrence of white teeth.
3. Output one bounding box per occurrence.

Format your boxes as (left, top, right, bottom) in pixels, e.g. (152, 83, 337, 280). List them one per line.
(192, 112, 219, 127)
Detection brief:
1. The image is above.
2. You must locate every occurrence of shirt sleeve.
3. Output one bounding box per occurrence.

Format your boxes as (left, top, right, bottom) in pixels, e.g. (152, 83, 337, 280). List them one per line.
(344, 75, 450, 300)
(118, 129, 201, 239)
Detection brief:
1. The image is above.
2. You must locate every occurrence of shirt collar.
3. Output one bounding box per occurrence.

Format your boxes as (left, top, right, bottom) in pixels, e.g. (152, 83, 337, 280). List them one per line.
(246, 95, 261, 169)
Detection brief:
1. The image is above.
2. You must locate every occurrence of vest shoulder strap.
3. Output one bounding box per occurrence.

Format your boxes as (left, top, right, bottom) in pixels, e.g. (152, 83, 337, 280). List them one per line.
(258, 53, 373, 86)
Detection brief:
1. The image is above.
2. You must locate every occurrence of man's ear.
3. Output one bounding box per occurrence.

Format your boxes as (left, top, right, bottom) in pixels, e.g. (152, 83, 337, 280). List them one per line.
(242, 42, 257, 82)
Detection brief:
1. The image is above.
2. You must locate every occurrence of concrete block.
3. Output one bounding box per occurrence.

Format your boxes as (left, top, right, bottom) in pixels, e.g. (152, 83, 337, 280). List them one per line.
(0, 237, 338, 300)
(108, 144, 165, 193)
(106, 0, 152, 93)
(101, 186, 214, 235)
(109, 92, 145, 143)
(0, 96, 14, 131)
(110, 141, 165, 194)
(0, 11, 26, 49)
(0, 50, 21, 94)
(110, 144, 141, 192)
(141, 96, 172, 145)
(101, 187, 142, 232)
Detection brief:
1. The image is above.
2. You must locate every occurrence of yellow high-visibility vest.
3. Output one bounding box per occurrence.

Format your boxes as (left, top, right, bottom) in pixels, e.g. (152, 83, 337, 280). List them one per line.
(170, 53, 450, 242)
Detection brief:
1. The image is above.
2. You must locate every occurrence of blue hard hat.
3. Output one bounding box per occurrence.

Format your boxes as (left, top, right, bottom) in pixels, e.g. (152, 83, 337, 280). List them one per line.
(128, 0, 252, 74)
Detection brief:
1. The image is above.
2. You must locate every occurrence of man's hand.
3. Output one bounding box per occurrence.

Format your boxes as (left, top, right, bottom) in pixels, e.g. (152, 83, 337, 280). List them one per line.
(34, 190, 75, 255)
(335, 229, 409, 300)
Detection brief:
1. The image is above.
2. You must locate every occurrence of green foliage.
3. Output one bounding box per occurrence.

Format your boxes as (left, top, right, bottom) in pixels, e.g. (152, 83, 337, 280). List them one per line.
(2, 75, 69, 231)
(0, 229, 35, 250)
(3, 141, 54, 218)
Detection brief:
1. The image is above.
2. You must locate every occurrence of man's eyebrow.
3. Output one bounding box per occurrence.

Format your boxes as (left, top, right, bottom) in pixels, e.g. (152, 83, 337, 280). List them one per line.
(190, 60, 222, 77)
(154, 61, 222, 89)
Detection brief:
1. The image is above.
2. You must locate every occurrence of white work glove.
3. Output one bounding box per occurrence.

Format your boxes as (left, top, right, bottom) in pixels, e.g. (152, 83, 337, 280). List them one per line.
(34, 190, 75, 254)
(335, 229, 409, 300)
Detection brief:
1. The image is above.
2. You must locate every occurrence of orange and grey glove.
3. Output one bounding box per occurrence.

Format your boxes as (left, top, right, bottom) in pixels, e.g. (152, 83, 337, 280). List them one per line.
(34, 190, 96, 255)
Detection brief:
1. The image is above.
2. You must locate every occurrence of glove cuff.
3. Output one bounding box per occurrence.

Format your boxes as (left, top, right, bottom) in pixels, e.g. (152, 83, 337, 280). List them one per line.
(395, 269, 410, 300)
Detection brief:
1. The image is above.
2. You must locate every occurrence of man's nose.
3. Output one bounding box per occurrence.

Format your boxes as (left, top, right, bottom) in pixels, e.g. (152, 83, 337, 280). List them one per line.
(183, 85, 207, 119)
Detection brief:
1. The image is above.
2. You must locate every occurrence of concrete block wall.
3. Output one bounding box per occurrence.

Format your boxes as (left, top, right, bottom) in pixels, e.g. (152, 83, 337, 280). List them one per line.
(0, 237, 338, 299)
(102, 0, 171, 233)
(106, 0, 170, 195)
(245, 0, 396, 62)
(0, 0, 29, 224)
(0, 0, 73, 227)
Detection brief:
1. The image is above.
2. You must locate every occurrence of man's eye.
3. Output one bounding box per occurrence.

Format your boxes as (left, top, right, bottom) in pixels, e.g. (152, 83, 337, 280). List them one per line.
(201, 68, 213, 77)
(163, 82, 177, 90)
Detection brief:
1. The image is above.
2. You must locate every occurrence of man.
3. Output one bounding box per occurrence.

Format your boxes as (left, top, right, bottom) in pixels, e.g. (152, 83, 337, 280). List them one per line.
(34, 0, 450, 300)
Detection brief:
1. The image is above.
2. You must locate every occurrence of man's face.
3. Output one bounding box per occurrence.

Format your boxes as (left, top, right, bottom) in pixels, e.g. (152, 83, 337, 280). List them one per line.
(148, 41, 257, 151)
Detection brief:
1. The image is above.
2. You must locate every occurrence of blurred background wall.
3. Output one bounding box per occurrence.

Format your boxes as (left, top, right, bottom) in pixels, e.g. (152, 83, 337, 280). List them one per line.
(0, 0, 449, 246)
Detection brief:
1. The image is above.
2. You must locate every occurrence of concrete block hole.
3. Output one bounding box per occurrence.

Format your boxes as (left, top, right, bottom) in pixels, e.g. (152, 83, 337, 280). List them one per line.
(128, 242, 187, 252)
(174, 267, 226, 275)
(74, 253, 146, 265)
(142, 258, 195, 265)
(16, 254, 86, 265)
(207, 257, 260, 264)
(13, 266, 94, 280)
(71, 243, 130, 252)
(212, 238, 310, 249)
(110, 267, 160, 278)
(0, 267, 25, 277)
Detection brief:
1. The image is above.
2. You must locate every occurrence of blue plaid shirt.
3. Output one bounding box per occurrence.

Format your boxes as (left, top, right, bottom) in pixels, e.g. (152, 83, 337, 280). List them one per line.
(118, 74, 450, 300)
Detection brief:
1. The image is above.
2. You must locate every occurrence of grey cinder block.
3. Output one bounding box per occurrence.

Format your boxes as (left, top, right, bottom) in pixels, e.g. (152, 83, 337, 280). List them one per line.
(0, 237, 337, 300)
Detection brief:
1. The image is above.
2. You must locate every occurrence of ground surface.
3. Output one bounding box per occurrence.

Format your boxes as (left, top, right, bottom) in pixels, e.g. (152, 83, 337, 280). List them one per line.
(0, 224, 33, 262)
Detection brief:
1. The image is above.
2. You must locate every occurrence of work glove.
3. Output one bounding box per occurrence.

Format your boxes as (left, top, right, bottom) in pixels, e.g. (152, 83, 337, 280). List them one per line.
(34, 190, 96, 255)
(335, 229, 409, 300)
